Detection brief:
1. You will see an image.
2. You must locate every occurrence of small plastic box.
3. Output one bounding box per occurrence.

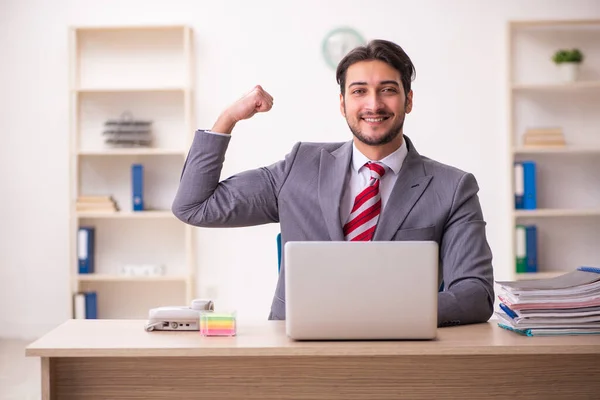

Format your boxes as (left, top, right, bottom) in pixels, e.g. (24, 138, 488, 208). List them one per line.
(199, 311, 237, 336)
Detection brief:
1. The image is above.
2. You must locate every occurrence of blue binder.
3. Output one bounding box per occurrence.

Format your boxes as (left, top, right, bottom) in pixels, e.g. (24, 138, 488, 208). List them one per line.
(132, 164, 144, 211)
(77, 227, 95, 274)
(514, 162, 524, 209)
(514, 161, 536, 210)
(525, 225, 537, 273)
(522, 161, 537, 209)
(85, 292, 97, 319)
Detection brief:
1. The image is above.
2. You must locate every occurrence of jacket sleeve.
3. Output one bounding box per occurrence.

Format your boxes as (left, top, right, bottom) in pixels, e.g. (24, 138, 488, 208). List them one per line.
(171, 130, 300, 228)
(437, 172, 495, 326)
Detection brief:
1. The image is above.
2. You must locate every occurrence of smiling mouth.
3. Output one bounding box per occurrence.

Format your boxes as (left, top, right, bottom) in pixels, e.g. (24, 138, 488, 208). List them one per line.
(361, 116, 390, 123)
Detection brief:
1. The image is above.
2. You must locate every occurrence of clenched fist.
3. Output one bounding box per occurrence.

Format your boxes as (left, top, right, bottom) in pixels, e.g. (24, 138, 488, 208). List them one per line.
(212, 85, 274, 134)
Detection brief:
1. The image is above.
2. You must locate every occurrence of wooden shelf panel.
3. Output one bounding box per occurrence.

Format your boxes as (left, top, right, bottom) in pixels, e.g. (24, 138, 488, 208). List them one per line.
(77, 149, 186, 156)
(513, 146, 600, 155)
(77, 211, 176, 219)
(75, 87, 189, 93)
(512, 81, 600, 91)
(510, 19, 600, 29)
(73, 25, 189, 32)
(77, 274, 188, 282)
(514, 209, 600, 218)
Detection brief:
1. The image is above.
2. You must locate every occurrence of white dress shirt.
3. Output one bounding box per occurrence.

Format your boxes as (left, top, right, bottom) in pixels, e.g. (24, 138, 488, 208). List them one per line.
(340, 141, 408, 225)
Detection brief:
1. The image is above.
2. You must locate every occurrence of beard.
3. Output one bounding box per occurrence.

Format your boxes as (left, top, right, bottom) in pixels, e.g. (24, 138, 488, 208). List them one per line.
(345, 109, 405, 146)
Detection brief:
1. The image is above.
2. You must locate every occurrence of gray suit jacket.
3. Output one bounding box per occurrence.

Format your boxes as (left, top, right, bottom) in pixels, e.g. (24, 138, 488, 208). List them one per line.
(172, 130, 495, 327)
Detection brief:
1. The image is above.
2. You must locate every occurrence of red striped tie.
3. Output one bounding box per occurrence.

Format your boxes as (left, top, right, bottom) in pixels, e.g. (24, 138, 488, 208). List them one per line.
(343, 162, 386, 241)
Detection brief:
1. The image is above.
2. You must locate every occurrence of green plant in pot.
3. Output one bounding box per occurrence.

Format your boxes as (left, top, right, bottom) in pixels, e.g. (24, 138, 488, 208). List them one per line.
(552, 49, 584, 82)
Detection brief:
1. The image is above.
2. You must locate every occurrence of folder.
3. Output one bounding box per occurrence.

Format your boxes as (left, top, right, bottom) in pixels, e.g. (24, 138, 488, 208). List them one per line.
(77, 226, 95, 274)
(73, 293, 85, 319)
(132, 164, 144, 211)
(514, 163, 524, 209)
(514, 161, 536, 209)
(515, 225, 526, 273)
(496, 267, 600, 335)
(85, 292, 97, 319)
(525, 225, 537, 273)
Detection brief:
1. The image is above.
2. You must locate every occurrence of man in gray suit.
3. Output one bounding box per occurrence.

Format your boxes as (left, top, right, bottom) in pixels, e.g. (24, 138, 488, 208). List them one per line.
(172, 39, 494, 327)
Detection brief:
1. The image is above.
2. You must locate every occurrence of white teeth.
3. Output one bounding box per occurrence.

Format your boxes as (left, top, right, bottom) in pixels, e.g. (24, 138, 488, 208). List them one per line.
(364, 117, 385, 122)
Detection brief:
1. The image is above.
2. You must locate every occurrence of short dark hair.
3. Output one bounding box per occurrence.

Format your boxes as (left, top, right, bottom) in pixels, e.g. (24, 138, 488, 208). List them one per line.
(336, 39, 416, 98)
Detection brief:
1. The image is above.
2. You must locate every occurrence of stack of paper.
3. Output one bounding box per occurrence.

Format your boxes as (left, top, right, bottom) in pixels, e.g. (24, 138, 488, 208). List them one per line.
(495, 267, 600, 336)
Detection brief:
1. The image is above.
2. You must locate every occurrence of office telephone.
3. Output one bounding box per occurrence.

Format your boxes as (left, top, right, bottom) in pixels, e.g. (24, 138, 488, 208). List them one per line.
(144, 299, 214, 332)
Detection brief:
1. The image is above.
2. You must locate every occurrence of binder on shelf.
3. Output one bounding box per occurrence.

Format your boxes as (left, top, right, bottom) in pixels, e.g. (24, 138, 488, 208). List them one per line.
(514, 163, 524, 209)
(514, 161, 536, 210)
(85, 292, 97, 319)
(77, 226, 95, 274)
(525, 225, 537, 273)
(73, 293, 85, 319)
(516, 225, 526, 273)
(132, 164, 144, 211)
(516, 224, 537, 273)
(73, 291, 97, 319)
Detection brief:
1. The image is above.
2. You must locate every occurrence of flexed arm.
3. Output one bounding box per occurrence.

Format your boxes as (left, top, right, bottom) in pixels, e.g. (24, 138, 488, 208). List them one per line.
(172, 86, 298, 228)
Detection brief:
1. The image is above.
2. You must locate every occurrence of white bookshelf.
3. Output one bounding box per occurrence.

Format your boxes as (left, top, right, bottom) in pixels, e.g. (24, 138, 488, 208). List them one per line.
(69, 25, 195, 319)
(508, 20, 600, 282)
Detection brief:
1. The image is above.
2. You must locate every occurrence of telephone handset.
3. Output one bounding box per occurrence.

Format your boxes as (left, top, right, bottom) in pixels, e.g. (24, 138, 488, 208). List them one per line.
(144, 299, 214, 332)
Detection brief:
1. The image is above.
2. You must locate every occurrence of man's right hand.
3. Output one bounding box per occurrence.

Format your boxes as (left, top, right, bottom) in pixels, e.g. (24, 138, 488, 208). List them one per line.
(212, 85, 274, 134)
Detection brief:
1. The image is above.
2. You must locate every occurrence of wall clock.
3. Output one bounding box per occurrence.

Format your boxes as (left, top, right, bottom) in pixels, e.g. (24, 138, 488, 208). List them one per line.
(322, 27, 366, 69)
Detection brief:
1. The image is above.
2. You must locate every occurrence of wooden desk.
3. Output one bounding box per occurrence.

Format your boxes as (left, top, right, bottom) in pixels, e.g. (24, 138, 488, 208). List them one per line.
(26, 320, 600, 399)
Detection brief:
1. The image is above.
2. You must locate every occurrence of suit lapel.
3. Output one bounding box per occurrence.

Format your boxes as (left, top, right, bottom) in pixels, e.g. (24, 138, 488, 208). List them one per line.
(373, 136, 433, 241)
(318, 142, 352, 241)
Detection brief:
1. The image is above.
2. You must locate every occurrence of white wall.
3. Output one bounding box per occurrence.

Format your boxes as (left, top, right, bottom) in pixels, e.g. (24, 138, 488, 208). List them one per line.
(1, 0, 599, 339)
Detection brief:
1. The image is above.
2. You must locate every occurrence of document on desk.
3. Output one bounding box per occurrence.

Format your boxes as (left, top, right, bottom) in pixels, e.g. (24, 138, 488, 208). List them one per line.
(495, 267, 600, 336)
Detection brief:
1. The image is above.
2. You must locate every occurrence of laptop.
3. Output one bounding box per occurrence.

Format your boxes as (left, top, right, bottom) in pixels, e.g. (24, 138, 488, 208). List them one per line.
(284, 241, 438, 340)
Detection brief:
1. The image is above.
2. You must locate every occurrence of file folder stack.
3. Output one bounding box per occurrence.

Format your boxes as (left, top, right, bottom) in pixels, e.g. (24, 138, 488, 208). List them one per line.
(495, 267, 600, 336)
(103, 112, 153, 147)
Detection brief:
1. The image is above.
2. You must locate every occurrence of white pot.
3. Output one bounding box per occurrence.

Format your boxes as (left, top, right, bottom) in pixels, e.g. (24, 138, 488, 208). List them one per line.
(558, 62, 580, 82)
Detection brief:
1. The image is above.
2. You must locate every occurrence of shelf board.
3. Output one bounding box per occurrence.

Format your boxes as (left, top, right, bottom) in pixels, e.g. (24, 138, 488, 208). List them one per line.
(73, 25, 189, 32)
(77, 274, 187, 283)
(74, 87, 189, 93)
(513, 146, 600, 155)
(77, 211, 175, 219)
(514, 208, 600, 218)
(512, 80, 600, 92)
(510, 19, 600, 29)
(77, 148, 186, 156)
(515, 271, 569, 281)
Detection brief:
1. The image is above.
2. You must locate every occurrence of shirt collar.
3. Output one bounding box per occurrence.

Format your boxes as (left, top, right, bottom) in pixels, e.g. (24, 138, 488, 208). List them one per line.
(351, 138, 408, 175)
